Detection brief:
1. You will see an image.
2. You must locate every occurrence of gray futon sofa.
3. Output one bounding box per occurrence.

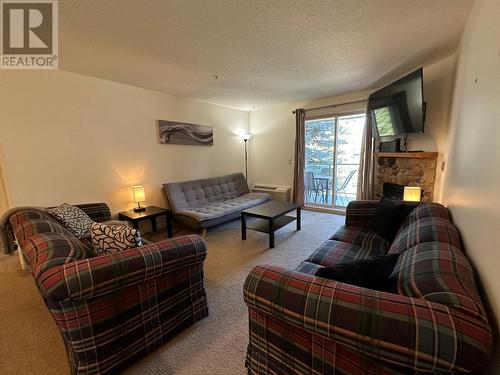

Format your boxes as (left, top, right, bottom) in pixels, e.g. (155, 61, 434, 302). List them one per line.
(163, 173, 269, 229)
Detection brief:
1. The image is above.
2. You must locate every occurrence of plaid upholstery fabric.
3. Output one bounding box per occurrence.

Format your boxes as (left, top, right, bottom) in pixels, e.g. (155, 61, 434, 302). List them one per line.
(398, 202, 451, 233)
(331, 225, 390, 252)
(389, 216, 462, 254)
(392, 242, 487, 320)
(9, 206, 208, 374)
(75, 203, 111, 223)
(244, 265, 493, 374)
(22, 233, 90, 278)
(344, 200, 379, 228)
(305, 240, 385, 267)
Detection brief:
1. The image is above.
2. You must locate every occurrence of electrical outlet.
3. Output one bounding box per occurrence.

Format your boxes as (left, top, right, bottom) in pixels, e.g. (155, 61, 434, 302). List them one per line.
(441, 158, 446, 172)
(288, 159, 292, 165)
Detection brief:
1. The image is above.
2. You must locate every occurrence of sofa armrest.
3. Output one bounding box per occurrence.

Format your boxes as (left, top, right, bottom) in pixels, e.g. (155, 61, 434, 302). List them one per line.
(244, 265, 493, 373)
(344, 200, 379, 227)
(38, 234, 206, 301)
(76, 203, 112, 223)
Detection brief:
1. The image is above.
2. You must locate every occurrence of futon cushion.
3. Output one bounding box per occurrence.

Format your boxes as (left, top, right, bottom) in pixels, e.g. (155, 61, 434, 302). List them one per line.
(372, 198, 412, 241)
(391, 242, 486, 319)
(48, 203, 94, 238)
(331, 226, 389, 252)
(90, 222, 142, 255)
(176, 193, 269, 222)
(388, 216, 461, 254)
(315, 254, 399, 291)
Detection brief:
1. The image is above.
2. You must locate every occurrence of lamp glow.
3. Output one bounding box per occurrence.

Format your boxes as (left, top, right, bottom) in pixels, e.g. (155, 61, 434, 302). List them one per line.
(240, 133, 252, 141)
(131, 185, 146, 212)
(403, 186, 421, 202)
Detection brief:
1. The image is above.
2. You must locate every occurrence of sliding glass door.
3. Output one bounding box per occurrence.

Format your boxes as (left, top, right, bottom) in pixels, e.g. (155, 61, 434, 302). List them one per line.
(304, 112, 365, 209)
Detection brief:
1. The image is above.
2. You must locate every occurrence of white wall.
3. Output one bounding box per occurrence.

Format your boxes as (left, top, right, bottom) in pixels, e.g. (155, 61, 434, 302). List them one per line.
(0, 70, 250, 215)
(441, 1, 500, 371)
(249, 56, 456, 201)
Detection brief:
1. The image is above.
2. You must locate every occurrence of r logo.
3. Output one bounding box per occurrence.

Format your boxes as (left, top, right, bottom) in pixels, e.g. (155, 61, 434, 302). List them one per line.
(2, 1, 52, 54)
(0, 0, 58, 68)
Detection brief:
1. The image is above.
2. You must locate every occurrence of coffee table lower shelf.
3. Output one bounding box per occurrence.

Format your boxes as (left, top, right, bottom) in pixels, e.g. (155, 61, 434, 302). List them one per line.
(246, 215, 296, 233)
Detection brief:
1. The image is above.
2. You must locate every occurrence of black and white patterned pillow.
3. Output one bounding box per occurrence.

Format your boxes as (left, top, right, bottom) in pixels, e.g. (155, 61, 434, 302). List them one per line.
(48, 203, 94, 238)
(90, 222, 143, 255)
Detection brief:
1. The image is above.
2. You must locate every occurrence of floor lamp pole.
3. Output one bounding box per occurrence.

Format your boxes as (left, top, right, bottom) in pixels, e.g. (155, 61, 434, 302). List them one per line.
(244, 139, 248, 181)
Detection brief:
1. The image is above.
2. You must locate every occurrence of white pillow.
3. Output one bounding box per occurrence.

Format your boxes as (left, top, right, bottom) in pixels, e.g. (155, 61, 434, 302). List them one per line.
(48, 203, 94, 238)
(90, 222, 142, 255)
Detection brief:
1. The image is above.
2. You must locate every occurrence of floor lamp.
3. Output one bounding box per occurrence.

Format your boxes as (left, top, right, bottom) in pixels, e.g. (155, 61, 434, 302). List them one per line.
(240, 134, 252, 180)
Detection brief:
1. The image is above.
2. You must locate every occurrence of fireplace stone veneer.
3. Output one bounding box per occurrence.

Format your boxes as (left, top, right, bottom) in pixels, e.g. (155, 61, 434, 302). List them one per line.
(374, 152, 438, 202)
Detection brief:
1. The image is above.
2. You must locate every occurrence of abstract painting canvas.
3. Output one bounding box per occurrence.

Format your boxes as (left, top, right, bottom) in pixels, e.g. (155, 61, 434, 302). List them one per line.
(158, 120, 213, 146)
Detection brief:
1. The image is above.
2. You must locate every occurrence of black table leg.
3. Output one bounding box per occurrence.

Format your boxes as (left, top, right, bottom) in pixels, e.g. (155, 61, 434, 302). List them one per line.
(241, 214, 247, 240)
(297, 206, 301, 231)
(269, 219, 275, 248)
(151, 217, 157, 232)
(166, 213, 173, 238)
(132, 221, 139, 230)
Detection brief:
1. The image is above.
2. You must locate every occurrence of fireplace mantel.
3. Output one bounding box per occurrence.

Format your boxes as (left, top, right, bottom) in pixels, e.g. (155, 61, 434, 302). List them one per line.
(374, 151, 438, 202)
(376, 152, 438, 159)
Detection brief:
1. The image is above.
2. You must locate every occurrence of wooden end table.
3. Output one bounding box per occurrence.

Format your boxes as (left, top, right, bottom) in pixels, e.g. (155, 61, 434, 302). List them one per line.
(241, 201, 301, 248)
(118, 206, 173, 238)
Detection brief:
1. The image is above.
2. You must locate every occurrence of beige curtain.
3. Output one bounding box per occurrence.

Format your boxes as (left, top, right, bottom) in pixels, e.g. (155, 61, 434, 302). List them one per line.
(292, 109, 305, 205)
(357, 109, 375, 200)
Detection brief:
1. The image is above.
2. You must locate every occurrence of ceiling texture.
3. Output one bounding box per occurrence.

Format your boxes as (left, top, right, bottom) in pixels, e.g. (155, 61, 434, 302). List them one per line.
(60, 0, 474, 110)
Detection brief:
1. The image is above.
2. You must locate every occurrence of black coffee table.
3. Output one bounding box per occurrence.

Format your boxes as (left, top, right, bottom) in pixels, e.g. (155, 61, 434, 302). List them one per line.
(241, 201, 301, 248)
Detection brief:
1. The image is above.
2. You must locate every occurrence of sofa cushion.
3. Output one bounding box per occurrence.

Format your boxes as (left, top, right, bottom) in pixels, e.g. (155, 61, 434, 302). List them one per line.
(12, 218, 73, 244)
(315, 254, 399, 291)
(22, 232, 89, 278)
(398, 202, 451, 233)
(176, 192, 269, 222)
(48, 203, 94, 238)
(391, 242, 487, 320)
(389, 216, 461, 255)
(164, 172, 250, 212)
(304, 240, 386, 268)
(331, 226, 390, 252)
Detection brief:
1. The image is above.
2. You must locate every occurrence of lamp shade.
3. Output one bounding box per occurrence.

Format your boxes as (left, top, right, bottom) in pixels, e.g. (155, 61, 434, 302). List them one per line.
(403, 186, 421, 202)
(240, 133, 252, 141)
(131, 185, 146, 203)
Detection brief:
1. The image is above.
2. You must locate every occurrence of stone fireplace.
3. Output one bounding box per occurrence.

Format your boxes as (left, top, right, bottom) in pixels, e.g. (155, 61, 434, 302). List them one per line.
(374, 152, 438, 202)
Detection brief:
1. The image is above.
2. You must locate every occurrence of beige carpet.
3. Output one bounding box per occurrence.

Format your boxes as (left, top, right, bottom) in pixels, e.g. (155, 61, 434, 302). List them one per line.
(0, 210, 343, 375)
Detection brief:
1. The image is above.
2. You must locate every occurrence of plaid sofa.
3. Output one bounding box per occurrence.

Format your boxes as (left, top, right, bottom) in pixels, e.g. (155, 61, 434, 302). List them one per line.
(7, 203, 208, 374)
(244, 201, 493, 374)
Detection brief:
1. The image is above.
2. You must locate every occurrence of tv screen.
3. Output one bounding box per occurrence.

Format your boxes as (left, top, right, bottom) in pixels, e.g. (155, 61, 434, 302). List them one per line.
(368, 68, 424, 137)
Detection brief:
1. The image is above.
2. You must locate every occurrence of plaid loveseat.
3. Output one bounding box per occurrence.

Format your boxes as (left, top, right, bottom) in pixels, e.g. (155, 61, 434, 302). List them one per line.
(7, 203, 208, 374)
(244, 201, 493, 374)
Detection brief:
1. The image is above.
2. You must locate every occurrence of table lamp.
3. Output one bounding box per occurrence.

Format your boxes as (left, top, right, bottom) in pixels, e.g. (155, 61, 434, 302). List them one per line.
(403, 186, 422, 202)
(131, 185, 146, 212)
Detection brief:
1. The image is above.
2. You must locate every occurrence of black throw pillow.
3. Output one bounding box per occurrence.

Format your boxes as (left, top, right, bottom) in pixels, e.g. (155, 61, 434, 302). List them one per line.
(315, 254, 400, 292)
(372, 197, 411, 241)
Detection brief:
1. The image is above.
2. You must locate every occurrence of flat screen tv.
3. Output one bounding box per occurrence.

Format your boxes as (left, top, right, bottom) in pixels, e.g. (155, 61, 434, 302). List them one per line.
(368, 68, 424, 137)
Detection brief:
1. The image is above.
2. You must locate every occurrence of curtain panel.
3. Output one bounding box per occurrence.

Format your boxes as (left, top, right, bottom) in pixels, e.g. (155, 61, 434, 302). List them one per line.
(357, 108, 375, 200)
(292, 109, 306, 205)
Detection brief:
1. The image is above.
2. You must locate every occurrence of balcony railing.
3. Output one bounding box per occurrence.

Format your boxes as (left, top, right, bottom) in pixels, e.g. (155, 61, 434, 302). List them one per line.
(305, 162, 358, 207)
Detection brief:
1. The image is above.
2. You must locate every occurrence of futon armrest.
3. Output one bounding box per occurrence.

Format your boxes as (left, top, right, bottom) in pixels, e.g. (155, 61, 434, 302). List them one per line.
(345, 200, 379, 227)
(38, 235, 206, 301)
(243, 264, 493, 373)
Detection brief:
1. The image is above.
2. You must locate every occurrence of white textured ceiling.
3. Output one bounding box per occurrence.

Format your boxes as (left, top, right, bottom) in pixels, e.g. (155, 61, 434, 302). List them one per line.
(60, 0, 473, 110)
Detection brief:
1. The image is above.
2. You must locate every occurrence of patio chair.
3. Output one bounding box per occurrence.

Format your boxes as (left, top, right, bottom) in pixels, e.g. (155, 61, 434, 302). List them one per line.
(305, 171, 325, 203)
(335, 170, 357, 206)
